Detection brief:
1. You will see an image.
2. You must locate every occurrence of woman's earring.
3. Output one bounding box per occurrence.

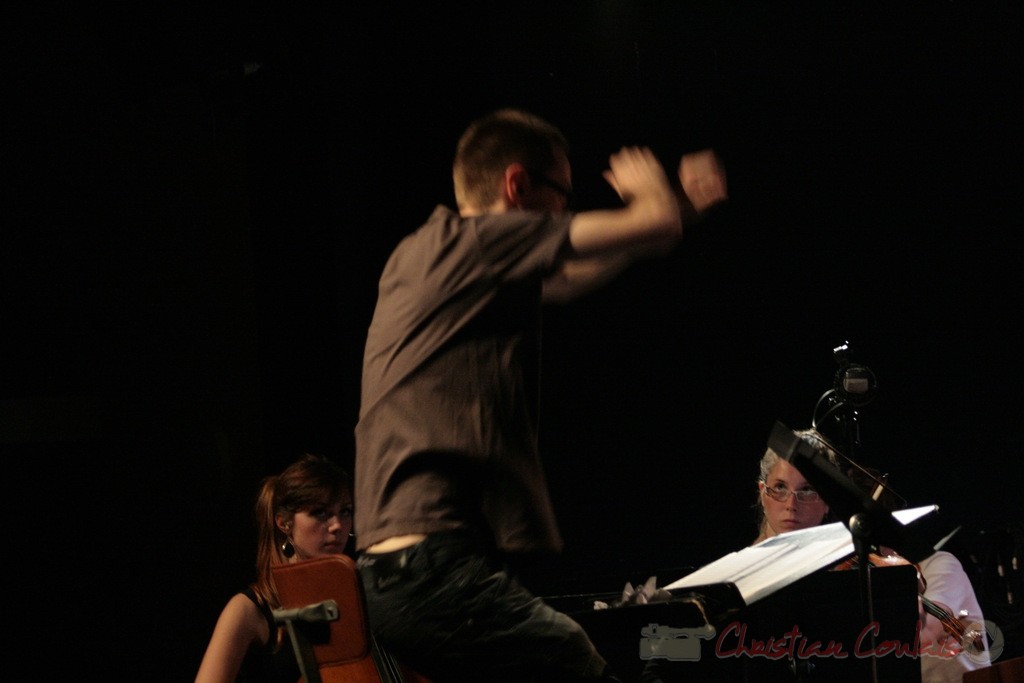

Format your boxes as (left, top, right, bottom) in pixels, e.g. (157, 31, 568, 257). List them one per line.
(281, 539, 295, 558)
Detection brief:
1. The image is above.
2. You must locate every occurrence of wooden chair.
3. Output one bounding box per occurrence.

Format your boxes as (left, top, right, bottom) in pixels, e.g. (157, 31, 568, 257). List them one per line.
(272, 555, 431, 683)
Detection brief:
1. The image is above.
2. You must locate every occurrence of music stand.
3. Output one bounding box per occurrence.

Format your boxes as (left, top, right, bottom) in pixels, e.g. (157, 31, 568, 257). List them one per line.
(767, 421, 938, 683)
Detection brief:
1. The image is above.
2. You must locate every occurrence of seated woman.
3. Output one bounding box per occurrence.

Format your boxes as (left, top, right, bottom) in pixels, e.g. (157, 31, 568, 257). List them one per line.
(750, 428, 991, 683)
(195, 453, 354, 683)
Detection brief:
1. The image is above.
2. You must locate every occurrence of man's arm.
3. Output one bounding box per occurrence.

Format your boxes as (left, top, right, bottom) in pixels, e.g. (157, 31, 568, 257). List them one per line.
(542, 147, 727, 304)
(541, 235, 679, 304)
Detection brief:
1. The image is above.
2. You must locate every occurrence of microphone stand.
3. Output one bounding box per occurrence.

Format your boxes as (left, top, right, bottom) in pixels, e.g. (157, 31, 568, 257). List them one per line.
(821, 342, 873, 462)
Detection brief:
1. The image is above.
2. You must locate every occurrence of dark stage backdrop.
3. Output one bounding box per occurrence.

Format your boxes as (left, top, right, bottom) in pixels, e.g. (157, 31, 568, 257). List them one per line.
(5, 3, 1021, 679)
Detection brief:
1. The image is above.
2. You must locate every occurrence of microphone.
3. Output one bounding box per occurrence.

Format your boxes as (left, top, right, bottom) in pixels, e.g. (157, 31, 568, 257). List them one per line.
(833, 343, 877, 407)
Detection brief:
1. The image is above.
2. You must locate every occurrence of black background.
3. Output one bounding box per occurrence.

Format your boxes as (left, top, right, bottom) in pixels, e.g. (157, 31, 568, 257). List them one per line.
(5, 2, 1022, 679)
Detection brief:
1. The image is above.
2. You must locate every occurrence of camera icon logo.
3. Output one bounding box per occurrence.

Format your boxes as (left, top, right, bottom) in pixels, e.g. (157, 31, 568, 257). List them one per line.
(639, 622, 717, 661)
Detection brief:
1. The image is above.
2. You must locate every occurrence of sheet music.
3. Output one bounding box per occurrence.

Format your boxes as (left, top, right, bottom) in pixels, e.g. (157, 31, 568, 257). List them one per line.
(663, 504, 937, 605)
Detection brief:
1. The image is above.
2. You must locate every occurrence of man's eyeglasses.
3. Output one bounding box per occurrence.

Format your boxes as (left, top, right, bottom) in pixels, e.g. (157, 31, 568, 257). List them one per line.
(762, 483, 822, 504)
(526, 169, 574, 208)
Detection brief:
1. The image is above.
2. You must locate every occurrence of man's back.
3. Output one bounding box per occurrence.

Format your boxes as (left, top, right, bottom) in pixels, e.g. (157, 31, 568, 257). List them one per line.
(354, 206, 571, 554)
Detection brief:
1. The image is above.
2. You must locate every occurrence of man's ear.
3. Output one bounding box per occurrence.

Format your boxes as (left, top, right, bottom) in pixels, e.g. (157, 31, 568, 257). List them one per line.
(504, 163, 530, 207)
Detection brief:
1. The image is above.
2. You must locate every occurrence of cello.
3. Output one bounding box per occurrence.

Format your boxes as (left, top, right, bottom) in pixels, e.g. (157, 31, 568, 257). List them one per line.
(272, 555, 433, 683)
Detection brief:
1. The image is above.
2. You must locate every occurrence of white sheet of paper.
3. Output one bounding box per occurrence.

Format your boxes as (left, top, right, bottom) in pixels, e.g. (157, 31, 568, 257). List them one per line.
(663, 504, 937, 605)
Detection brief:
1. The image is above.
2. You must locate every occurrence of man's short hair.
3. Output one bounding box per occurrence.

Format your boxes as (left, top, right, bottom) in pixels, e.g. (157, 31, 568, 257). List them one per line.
(453, 108, 569, 211)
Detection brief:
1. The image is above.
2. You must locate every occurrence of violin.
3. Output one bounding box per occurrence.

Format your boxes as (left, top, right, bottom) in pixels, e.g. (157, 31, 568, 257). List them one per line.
(919, 594, 986, 655)
(832, 549, 986, 655)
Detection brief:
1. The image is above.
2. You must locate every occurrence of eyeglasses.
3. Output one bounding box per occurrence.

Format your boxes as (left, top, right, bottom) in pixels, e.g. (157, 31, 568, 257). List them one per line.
(762, 483, 822, 504)
(526, 169, 574, 208)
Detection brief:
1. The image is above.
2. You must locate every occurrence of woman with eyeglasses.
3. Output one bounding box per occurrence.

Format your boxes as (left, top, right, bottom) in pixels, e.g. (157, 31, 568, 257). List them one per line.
(749, 428, 991, 683)
(752, 428, 837, 544)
